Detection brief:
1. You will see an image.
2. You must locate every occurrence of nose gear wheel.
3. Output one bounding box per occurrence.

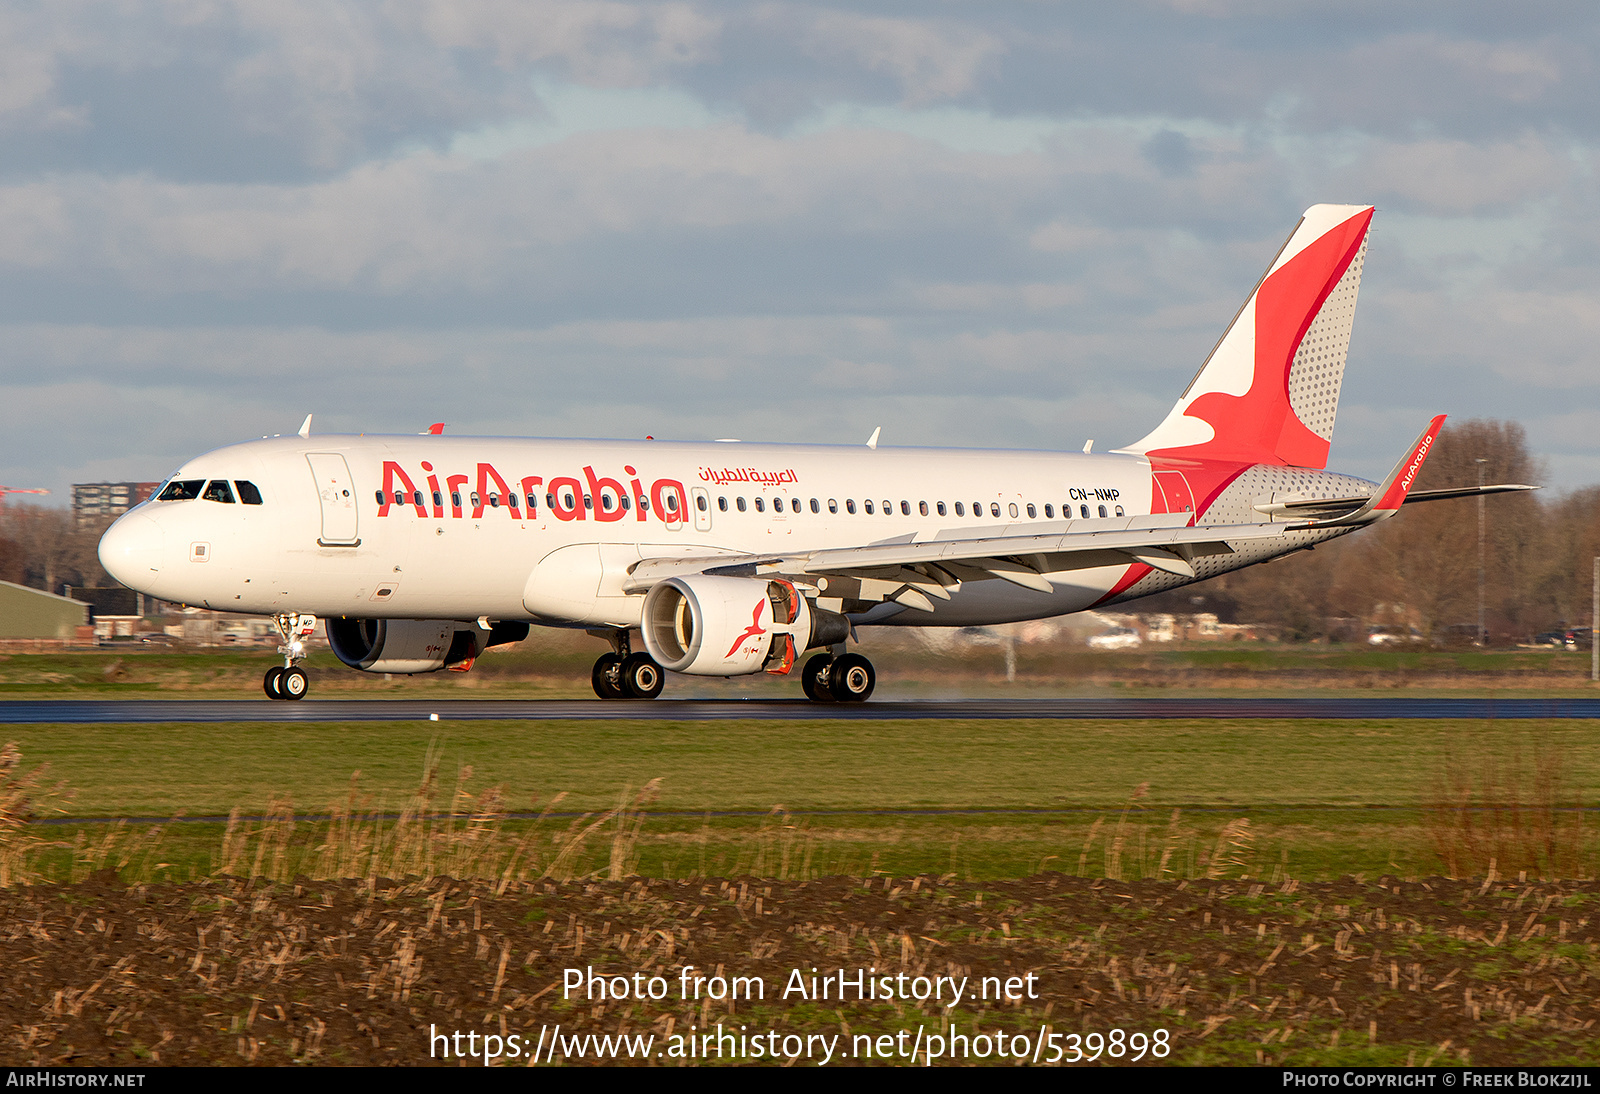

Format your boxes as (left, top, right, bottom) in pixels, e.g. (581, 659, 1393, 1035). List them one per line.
(264, 613, 317, 700)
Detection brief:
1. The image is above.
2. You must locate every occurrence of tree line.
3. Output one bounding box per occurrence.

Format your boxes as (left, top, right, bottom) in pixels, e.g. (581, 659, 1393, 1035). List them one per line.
(0, 506, 109, 596)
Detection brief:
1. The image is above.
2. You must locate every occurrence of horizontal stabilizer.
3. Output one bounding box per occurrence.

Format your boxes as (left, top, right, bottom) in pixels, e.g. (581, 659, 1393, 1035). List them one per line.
(1401, 484, 1538, 504)
(1284, 415, 1446, 528)
(1255, 482, 1537, 517)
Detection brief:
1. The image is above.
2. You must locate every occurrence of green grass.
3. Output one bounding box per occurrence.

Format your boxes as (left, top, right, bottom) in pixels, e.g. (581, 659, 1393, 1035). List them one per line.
(9, 717, 1600, 883)
(11, 717, 1599, 816)
(30, 810, 1463, 884)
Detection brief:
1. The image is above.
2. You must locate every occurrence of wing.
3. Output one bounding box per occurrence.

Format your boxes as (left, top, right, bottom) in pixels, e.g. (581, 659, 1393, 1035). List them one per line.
(622, 512, 1294, 611)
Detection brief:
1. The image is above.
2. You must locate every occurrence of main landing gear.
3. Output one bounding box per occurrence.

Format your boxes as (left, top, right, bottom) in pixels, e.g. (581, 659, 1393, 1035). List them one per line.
(590, 630, 666, 700)
(585, 631, 877, 702)
(264, 613, 317, 701)
(800, 652, 875, 703)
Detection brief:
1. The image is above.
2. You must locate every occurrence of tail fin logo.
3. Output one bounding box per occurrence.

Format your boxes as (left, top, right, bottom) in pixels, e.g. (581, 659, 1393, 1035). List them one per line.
(1123, 205, 1374, 470)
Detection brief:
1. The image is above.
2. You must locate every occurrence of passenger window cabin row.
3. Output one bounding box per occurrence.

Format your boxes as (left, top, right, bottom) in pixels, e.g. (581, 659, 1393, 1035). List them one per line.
(706, 497, 1125, 519)
(371, 488, 1128, 520)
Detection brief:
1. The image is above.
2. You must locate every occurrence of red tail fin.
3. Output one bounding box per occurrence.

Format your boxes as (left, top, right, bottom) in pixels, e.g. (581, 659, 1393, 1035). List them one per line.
(1122, 204, 1374, 469)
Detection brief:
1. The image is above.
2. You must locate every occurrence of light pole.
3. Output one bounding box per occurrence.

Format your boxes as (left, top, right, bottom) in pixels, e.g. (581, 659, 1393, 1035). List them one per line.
(1592, 557, 1598, 683)
(1476, 458, 1487, 647)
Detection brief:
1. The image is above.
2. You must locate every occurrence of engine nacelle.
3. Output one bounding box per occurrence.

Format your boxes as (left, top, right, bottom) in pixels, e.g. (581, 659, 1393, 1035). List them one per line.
(641, 575, 847, 676)
(327, 618, 530, 674)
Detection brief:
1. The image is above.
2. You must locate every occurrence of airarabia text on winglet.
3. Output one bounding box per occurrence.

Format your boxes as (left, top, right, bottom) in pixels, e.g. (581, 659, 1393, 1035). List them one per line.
(1399, 434, 1434, 493)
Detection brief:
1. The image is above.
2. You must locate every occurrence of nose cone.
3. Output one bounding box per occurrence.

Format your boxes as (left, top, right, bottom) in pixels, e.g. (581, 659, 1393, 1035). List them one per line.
(99, 513, 165, 590)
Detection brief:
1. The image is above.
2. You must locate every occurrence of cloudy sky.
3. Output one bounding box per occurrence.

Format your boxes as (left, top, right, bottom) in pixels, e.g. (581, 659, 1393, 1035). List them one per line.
(3, 1, 1598, 500)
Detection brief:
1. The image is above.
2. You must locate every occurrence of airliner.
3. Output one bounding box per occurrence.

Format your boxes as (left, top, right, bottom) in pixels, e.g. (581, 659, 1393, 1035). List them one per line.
(98, 204, 1530, 702)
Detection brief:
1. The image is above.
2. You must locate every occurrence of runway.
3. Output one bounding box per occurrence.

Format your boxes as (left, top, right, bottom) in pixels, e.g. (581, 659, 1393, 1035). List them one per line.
(5, 696, 1600, 723)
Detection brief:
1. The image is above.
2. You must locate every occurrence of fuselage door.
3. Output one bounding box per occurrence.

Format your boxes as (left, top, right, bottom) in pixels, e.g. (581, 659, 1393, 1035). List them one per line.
(306, 453, 360, 546)
(658, 482, 686, 531)
(1152, 471, 1196, 521)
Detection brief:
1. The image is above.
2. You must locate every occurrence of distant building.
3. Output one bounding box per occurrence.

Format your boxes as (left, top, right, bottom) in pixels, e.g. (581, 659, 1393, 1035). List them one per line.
(0, 579, 89, 639)
(64, 586, 145, 618)
(72, 481, 159, 525)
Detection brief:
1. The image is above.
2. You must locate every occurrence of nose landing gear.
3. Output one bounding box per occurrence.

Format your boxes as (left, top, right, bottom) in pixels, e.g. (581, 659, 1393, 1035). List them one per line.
(264, 613, 317, 701)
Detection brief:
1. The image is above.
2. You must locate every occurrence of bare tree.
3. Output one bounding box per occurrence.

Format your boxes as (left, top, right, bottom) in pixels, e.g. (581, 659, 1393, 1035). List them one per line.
(0, 537, 23, 585)
(0, 505, 110, 593)
(1187, 419, 1554, 642)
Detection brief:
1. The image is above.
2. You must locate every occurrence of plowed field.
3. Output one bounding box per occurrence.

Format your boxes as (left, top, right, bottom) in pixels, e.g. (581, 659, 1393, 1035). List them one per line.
(3, 871, 1595, 1066)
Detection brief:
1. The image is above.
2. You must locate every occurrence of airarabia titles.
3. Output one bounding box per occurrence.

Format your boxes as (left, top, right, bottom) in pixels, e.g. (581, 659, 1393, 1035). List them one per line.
(375, 460, 692, 524)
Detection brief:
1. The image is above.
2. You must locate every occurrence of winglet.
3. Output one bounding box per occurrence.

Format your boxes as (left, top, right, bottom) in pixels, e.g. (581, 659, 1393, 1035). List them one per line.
(298, 414, 312, 439)
(866, 427, 881, 450)
(1373, 414, 1447, 512)
(1291, 415, 1447, 528)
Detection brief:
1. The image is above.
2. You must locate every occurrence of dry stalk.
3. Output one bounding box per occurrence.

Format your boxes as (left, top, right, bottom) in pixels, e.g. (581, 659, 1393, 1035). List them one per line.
(1426, 732, 1588, 879)
(545, 778, 664, 881)
(609, 781, 663, 881)
(1156, 808, 1186, 878)
(1106, 782, 1149, 881)
(1077, 816, 1104, 877)
(0, 742, 75, 886)
(1204, 818, 1255, 880)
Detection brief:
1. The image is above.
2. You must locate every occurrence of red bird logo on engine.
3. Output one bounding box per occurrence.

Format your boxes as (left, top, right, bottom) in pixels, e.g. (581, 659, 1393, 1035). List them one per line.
(725, 600, 768, 658)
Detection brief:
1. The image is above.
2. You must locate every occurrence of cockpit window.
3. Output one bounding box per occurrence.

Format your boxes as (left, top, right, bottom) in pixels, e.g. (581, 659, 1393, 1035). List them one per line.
(157, 479, 204, 501)
(202, 480, 236, 504)
(235, 481, 263, 505)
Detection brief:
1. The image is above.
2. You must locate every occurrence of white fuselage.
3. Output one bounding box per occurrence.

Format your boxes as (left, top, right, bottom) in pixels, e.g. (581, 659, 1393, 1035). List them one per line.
(101, 434, 1287, 628)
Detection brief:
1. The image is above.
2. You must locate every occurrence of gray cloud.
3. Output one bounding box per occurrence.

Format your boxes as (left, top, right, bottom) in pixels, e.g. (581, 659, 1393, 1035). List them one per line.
(2, 2, 1598, 502)
(9, 3, 1600, 185)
